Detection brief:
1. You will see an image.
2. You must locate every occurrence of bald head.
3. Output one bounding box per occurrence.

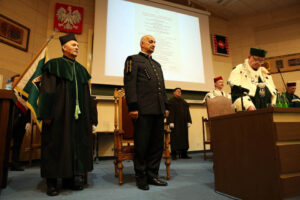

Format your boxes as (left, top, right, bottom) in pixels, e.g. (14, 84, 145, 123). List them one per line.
(140, 35, 156, 55)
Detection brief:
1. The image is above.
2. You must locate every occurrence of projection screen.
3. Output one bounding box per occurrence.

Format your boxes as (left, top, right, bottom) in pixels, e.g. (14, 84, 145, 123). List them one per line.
(92, 0, 214, 91)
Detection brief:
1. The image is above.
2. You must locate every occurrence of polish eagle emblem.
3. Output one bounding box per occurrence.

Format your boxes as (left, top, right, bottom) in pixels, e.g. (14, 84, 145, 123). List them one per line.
(56, 6, 81, 30)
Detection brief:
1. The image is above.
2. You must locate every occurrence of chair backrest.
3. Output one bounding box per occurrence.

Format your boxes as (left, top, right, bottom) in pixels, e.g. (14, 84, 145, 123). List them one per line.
(114, 88, 134, 139)
(121, 96, 134, 139)
(206, 96, 235, 118)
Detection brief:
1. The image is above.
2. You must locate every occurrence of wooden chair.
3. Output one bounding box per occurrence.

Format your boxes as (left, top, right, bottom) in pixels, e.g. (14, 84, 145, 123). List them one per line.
(24, 121, 41, 167)
(162, 121, 171, 180)
(113, 88, 171, 185)
(202, 116, 210, 160)
(202, 96, 235, 160)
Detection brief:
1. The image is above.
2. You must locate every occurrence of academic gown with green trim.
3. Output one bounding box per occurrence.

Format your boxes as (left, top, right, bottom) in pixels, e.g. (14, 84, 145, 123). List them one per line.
(286, 92, 300, 103)
(37, 57, 93, 178)
(286, 92, 300, 107)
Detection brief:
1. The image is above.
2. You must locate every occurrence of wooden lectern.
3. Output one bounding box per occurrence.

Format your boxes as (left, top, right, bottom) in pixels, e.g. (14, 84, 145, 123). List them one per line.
(0, 89, 16, 189)
(210, 107, 300, 200)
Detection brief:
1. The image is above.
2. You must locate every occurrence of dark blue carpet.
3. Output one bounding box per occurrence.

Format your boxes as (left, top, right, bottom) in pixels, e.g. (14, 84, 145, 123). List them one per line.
(0, 153, 262, 199)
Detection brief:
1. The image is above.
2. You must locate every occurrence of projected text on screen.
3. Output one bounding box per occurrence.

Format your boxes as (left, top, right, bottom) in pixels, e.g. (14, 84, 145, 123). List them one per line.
(105, 0, 205, 84)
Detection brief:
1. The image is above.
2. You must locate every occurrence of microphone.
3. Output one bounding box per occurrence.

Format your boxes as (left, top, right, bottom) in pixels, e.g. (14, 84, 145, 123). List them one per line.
(238, 86, 246, 111)
(276, 65, 288, 92)
(241, 94, 245, 111)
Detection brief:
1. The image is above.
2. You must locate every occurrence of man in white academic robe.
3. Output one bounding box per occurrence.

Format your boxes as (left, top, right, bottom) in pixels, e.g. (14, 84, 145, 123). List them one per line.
(228, 48, 277, 111)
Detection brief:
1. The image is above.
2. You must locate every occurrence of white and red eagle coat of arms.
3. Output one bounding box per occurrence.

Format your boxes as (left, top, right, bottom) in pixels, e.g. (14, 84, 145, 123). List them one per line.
(54, 3, 83, 34)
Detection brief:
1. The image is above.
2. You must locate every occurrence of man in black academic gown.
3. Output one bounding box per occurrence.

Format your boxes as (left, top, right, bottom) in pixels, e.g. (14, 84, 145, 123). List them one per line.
(167, 88, 192, 160)
(38, 33, 93, 196)
(124, 35, 168, 190)
(286, 82, 300, 107)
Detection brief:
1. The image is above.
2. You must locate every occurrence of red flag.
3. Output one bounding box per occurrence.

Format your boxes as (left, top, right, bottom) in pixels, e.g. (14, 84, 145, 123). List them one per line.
(53, 3, 83, 34)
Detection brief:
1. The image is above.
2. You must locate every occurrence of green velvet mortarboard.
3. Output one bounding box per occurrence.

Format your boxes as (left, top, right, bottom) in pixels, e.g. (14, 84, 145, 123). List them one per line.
(59, 33, 77, 46)
(174, 87, 182, 92)
(250, 48, 267, 57)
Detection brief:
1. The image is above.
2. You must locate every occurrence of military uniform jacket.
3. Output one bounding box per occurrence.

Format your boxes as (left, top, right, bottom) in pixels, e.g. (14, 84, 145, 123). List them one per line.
(228, 59, 277, 111)
(124, 52, 168, 115)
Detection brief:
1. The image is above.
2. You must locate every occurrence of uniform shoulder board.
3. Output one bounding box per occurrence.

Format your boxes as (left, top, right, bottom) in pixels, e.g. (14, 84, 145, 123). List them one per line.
(125, 56, 133, 74)
(126, 56, 133, 61)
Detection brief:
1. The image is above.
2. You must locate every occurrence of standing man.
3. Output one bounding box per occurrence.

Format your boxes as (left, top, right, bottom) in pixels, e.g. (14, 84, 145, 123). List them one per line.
(285, 82, 300, 106)
(228, 48, 277, 111)
(38, 33, 93, 196)
(203, 76, 231, 101)
(10, 74, 31, 171)
(124, 35, 168, 190)
(167, 88, 192, 160)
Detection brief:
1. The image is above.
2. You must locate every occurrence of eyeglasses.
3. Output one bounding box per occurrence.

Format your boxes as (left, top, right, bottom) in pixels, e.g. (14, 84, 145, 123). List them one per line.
(252, 56, 265, 64)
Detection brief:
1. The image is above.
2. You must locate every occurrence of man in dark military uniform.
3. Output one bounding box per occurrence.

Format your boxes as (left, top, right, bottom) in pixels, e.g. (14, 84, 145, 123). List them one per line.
(167, 87, 192, 160)
(38, 33, 93, 196)
(228, 48, 277, 111)
(286, 82, 300, 107)
(124, 35, 168, 190)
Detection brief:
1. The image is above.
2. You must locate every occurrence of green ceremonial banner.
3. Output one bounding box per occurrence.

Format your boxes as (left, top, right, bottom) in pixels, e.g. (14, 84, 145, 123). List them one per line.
(15, 47, 48, 130)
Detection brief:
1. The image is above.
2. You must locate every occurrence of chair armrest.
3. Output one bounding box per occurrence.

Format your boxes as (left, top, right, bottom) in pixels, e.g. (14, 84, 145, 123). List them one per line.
(114, 129, 125, 135)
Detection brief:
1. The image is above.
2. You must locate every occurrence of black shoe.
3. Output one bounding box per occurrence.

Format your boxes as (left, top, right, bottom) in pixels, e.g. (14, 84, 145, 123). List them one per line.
(73, 175, 84, 190)
(62, 177, 84, 191)
(136, 175, 149, 190)
(181, 154, 192, 159)
(47, 186, 59, 196)
(137, 183, 149, 190)
(148, 177, 168, 186)
(71, 184, 84, 190)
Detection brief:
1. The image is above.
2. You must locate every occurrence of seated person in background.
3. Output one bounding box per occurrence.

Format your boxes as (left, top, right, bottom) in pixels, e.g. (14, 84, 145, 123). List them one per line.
(203, 76, 231, 101)
(285, 82, 300, 106)
(228, 48, 277, 111)
(167, 88, 192, 160)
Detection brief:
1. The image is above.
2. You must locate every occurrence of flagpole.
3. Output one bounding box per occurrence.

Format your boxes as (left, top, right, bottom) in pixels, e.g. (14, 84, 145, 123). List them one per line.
(12, 31, 57, 89)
